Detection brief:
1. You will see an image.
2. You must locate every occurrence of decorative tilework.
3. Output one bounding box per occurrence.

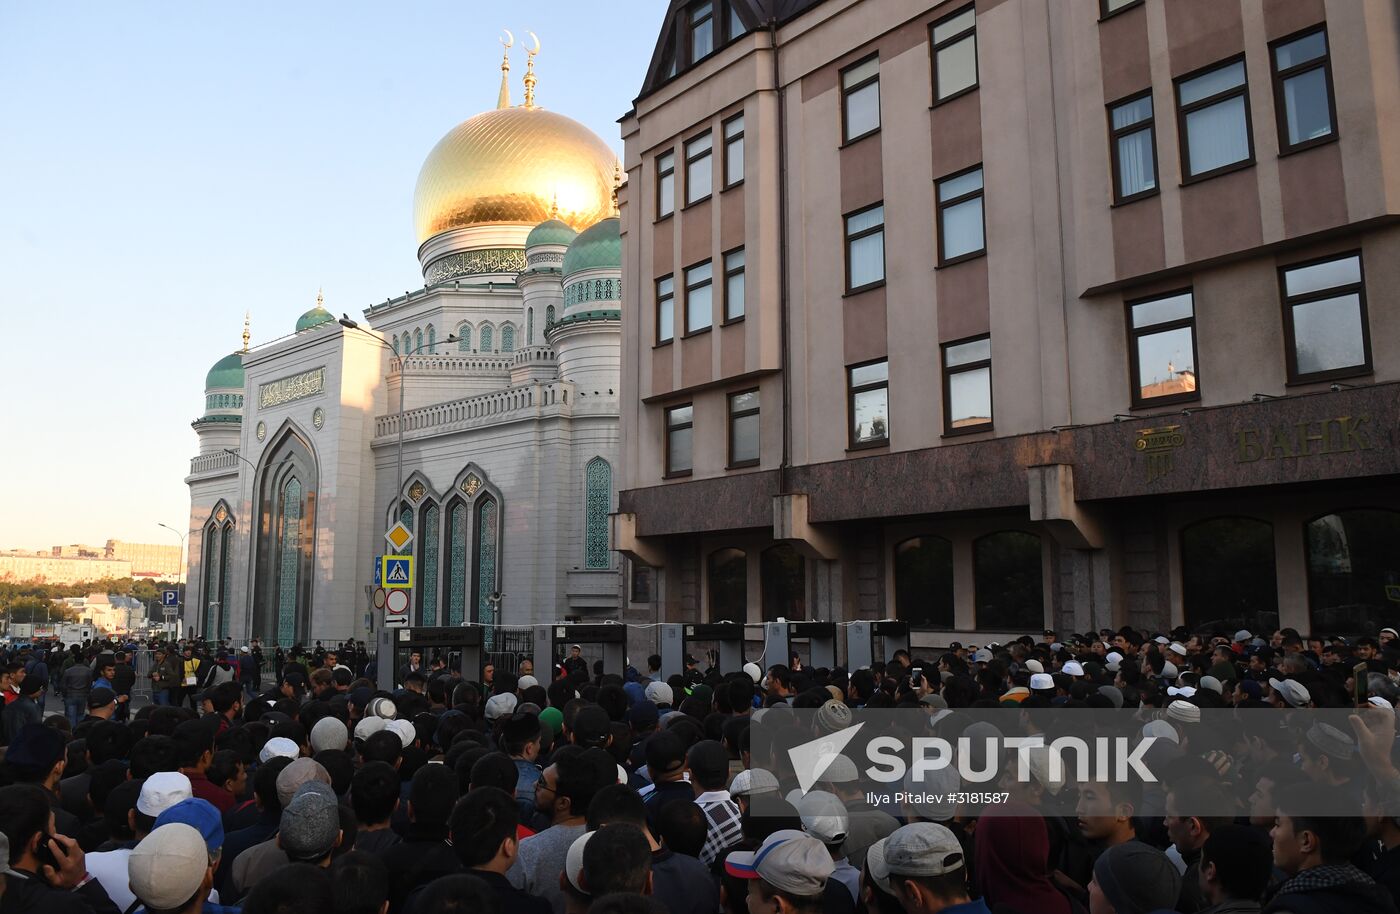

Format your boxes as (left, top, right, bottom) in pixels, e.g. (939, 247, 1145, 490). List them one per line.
(447, 502, 467, 625)
(419, 503, 440, 626)
(219, 524, 232, 640)
(277, 477, 302, 645)
(476, 497, 498, 646)
(423, 248, 528, 284)
(584, 457, 612, 569)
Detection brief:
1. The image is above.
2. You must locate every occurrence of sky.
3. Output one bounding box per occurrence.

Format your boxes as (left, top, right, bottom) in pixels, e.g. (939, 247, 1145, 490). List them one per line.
(0, 1, 663, 551)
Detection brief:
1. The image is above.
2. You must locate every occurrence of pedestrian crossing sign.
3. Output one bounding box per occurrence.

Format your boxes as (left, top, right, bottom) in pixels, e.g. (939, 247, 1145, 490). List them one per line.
(382, 555, 414, 589)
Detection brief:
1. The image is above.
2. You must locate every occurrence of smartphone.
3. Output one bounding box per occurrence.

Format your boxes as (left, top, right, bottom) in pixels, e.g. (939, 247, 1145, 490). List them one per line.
(34, 833, 59, 872)
(1356, 661, 1370, 707)
(911, 667, 923, 688)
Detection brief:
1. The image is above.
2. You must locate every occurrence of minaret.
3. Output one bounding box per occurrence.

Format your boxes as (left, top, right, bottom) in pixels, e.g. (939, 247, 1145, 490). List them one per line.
(242, 311, 250, 353)
(497, 30, 513, 109)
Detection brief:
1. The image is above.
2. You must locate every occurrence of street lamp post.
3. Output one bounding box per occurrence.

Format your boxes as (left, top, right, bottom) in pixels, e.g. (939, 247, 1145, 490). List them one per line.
(157, 522, 187, 641)
(337, 315, 456, 523)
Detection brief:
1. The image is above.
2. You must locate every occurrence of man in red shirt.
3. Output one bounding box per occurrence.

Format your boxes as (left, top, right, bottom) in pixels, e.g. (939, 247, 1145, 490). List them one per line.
(172, 717, 234, 814)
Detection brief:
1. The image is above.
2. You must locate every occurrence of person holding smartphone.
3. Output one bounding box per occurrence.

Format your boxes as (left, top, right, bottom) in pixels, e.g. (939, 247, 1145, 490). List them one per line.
(0, 782, 119, 914)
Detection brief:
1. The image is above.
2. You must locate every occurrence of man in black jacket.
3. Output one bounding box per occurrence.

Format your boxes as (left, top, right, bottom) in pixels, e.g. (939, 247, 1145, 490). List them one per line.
(444, 787, 550, 914)
(1266, 786, 1398, 914)
(380, 763, 461, 913)
(0, 783, 120, 914)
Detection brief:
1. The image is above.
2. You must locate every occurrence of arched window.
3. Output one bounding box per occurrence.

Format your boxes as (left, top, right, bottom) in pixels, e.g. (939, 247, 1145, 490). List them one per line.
(417, 501, 440, 625)
(708, 548, 747, 623)
(218, 523, 232, 640)
(414, 329, 423, 355)
(458, 325, 471, 351)
(392, 337, 400, 356)
(761, 544, 806, 621)
(546, 305, 556, 328)
(480, 324, 493, 351)
(1182, 517, 1278, 634)
(446, 500, 469, 625)
(401, 332, 411, 356)
(527, 308, 535, 345)
(203, 522, 220, 637)
(894, 536, 954, 628)
(473, 496, 500, 630)
(973, 531, 1043, 631)
(501, 323, 515, 352)
(276, 476, 303, 646)
(584, 457, 611, 569)
(1306, 509, 1400, 634)
(427, 325, 437, 354)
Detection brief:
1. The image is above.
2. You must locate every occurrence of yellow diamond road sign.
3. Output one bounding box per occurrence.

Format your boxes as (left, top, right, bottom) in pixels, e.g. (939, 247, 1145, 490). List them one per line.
(384, 521, 413, 551)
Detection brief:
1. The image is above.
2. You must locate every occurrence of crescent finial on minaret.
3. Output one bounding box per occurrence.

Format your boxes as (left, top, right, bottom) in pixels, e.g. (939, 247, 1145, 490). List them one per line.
(523, 31, 540, 108)
(498, 30, 514, 108)
(242, 311, 251, 353)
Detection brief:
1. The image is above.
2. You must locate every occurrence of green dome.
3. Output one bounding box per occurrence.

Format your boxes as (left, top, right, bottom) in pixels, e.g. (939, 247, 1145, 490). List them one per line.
(295, 305, 335, 332)
(562, 217, 621, 277)
(526, 218, 578, 248)
(205, 352, 245, 390)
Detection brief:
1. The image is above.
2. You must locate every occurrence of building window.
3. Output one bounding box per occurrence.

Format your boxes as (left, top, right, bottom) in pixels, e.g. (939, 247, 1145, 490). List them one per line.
(545, 305, 555, 329)
(931, 6, 977, 103)
(1127, 290, 1198, 406)
(728, 389, 760, 467)
(630, 561, 656, 603)
(685, 132, 713, 204)
(761, 544, 806, 621)
(942, 335, 992, 433)
(1099, 0, 1143, 18)
(841, 55, 880, 142)
(723, 248, 745, 321)
(427, 325, 437, 354)
(1307, 510, 1400, 635)
(1175, 57, 1253, 180)
(844, 203, 885, 292)
(723, 114, 744, 187)
(973, 531, 1043, 632)
(1109, 92, 1158, 202)
(275, 476, 303, 646)
(1271, 27, 1337, 153)
(472, 496, 499, 630)
(392, 337, 400, 356)
(480, 324, 493, 352)
(584, 457, 612, 570)
(657, 151, 676, 218)
(690, 1, 715, 63)
(446, 500, 468, 625)
(500, 323, 515, 352)
(684, 261, 713, 334)
(656, 275, 675, 344)
(1182, 517, 1278, 635)
(417, 502, 440, 626)
(457, 325, 471, 352)
(665, 404, 693, 477)
(526, 310, 534, 346)
(894, 536, 954, 628)
(1281, 253, 1370, 381)
(936, 166, 984, 265)
(401, 332, 411, 356)
(708, 548, 747, 624)
(848, 359, 889, 448)
(414, 328, 423, 355)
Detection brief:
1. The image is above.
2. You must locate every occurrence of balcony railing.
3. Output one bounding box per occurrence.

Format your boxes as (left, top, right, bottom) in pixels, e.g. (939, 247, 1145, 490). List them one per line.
(374, 382, 575, 439)
(189, 450, 239, 476)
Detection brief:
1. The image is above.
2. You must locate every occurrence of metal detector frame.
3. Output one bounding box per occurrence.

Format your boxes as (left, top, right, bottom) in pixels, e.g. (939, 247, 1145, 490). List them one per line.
(533, 623, 628, 684)
(845, 620, 910, 671)
(762, 621, 837, 671)
(376, 625, 484, 693)
(659, 621, 746, 681)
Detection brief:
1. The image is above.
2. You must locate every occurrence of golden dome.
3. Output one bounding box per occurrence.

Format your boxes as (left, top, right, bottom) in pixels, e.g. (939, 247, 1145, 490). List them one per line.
(413, 106, 618, 246)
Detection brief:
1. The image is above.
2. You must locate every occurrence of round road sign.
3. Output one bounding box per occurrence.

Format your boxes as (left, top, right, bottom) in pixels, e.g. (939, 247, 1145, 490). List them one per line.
(385, 589, 410, 615)
(372, 588, 387, 609)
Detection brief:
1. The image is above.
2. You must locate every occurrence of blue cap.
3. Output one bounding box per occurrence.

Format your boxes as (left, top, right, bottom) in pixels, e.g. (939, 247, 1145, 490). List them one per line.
(155, 797, 224, 854)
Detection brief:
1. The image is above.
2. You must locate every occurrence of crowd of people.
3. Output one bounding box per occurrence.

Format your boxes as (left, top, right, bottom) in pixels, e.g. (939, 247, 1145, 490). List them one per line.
(0, 623, 1398, 914)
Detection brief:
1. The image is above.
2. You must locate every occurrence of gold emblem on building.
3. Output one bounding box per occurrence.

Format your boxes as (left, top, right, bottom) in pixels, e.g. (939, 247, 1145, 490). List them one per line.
(215, 505, 228, 523)
(1134, 425, 1184, 482)
(461, 474, 481, 496)
(256, 420, 266, 442)
(408, 481, 426, 502)
(312, 407, 325, 430)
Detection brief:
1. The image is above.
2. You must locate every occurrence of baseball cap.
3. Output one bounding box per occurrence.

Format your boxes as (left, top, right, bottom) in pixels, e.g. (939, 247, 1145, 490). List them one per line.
(1029, 673, 1054, 692)
(971, 649, 993, 664)
(866, 837, 894, 894)
(884, 822, 966, 876)
(259, 736, 300, 764)
(566, 831, 594, 892)
(731, 767, 781, 797)
(155, 797, 224, 854)
(1268, 677, 1311, 708)
(279, 782, 341, 861)
(137, 771, 194, 817)
(129, 823, 210, 911)
(725, 829, 835, 896)
(797, 790, 850, 844)
(310, 718, 348, 753)
(87, 687, 117, 709)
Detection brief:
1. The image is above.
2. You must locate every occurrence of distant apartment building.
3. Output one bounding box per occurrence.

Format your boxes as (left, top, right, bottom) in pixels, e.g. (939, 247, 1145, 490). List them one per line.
(0, 552, 133, 585)
(104, 540, 183, 578)
(614, 0, 1400, 642)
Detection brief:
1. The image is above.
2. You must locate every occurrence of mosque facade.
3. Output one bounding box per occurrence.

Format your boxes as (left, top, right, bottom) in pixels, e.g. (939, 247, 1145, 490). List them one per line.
(182, 49, 625, 646)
